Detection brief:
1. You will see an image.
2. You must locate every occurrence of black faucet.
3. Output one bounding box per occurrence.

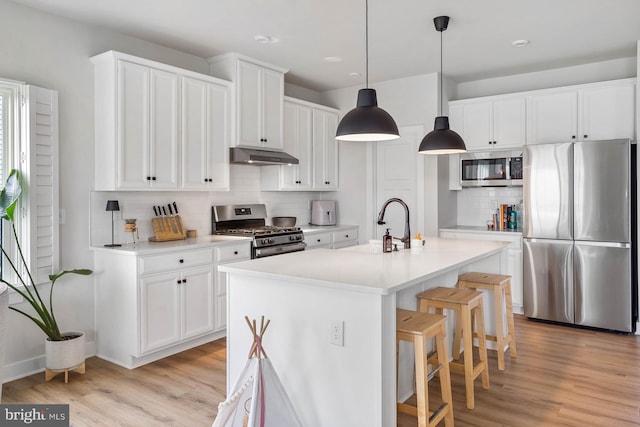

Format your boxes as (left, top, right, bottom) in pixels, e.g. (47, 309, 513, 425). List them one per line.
(377, 198, 410, 249)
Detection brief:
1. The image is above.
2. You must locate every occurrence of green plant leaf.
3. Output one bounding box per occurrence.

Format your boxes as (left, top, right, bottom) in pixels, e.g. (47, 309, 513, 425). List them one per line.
(48, 269, 93, 283)
(0, 169, 21, 222)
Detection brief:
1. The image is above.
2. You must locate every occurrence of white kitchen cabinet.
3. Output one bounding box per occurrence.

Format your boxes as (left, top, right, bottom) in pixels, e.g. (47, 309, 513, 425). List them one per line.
(91, 51, 232, 191)
(117, 60, 179, 189)
(304, 226, 359, 249)
(312, 108, 339, 190)
(214, 242, 252, 331)
(448, 154, 461, 191)
(181, 76, 231, 190)
(262, 98, 340, 191)
(140, 265, 214, 354)
(439, 230, 523, 313)
(448, 96, 526, 150)
(527, 78, 635, 144)
(209, 54, 287, 150)
(94, 245, 225, 369)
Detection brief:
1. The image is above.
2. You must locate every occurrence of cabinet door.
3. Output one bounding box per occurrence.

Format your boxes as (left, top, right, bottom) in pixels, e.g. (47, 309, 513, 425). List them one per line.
(281, 102, 313, 190)
(117, 60, 150, 189)
(149, 68, 179, 189)
(578, 82, 636, 141)
(507, 248, 523, 308)
(448, 154, 461, 190)
(181, 266, 215, 339)
(313, 110, 339, 190)
(262, 68, 284, 150)
(462, 101, 493, 150)
(215, 269, 228, 331)
(181, 77, 230, 190)
(140, 273, 181, 353)
(237, 60, 262, 147)
(527, 91, 577, 144)
(493, 98, 526, 148)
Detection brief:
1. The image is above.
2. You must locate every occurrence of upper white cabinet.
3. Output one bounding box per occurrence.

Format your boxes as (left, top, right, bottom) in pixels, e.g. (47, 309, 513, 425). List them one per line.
(261, 98, 339, 191)
(91, 51, 232, 191)
(181, 76, 230, 190)
(449, 96, 526, 150)
(527, 78, 636, 144)
(209, 53, 287, 150)
(312, 108, 339, 190)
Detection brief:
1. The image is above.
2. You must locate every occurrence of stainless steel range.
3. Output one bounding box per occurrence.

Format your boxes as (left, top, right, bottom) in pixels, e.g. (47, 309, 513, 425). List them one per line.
(212, 204, 305, 258)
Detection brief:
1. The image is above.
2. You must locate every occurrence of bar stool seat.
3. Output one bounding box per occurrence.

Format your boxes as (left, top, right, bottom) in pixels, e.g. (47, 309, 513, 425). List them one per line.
(458, 272, 517, 371)
(417, 287, 490, 410)
(396, 309, 454, 427)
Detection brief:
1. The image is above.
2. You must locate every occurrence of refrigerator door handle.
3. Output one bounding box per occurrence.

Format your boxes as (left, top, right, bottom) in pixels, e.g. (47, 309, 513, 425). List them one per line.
(573, 241, 631, 249)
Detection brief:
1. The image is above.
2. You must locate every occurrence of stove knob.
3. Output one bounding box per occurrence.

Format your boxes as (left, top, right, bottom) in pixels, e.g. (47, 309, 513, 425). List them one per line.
(261, 238, 269, 244)
(269, 238, 274, 244)
(289, 235, 296, 241)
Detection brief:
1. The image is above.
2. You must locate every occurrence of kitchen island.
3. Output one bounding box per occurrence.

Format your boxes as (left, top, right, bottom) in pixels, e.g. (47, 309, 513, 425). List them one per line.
(219, 238, 510, 427)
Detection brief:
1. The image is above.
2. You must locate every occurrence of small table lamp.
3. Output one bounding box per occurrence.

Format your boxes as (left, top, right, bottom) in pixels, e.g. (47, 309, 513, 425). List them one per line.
(104, 200, 122, 247)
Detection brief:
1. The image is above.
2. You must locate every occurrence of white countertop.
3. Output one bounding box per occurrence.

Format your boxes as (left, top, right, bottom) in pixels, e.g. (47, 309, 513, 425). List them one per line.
(90, 234, 251, 255)
(440, 225, 522, 236)
(219, 237, 509, 295)
(300, 224, 359, 234)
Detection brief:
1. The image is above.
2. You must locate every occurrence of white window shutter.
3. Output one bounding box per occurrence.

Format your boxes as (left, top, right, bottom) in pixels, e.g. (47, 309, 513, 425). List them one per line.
(21, 85, 59, 285)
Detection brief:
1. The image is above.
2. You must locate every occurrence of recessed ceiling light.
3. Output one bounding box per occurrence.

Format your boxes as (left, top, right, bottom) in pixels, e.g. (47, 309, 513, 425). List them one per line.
(254, 35, 278, 44)
(324, 56, 343, 63)
(512, 39, 529, 47)
(349, 72, 361, 78)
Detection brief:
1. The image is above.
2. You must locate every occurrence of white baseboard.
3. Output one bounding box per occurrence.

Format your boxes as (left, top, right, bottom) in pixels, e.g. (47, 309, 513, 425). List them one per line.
(2, 340, 97, 384)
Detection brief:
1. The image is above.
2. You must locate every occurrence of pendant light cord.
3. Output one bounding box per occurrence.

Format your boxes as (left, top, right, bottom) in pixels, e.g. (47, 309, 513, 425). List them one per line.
(439, 26, 443, 116)
(365, 0, 369, 89)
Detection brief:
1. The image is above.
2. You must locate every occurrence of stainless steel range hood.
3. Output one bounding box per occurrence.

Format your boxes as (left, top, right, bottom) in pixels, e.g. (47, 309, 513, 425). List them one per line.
(229, 147, 299, 165)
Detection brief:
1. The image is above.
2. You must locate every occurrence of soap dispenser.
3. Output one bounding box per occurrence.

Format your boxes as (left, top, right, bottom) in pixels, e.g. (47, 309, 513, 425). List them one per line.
(383, 228, 393, 253)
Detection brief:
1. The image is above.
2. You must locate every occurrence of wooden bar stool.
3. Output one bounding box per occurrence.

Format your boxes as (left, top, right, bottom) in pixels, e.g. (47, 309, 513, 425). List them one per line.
(458, 272, 517, 371)
(396, 309, 454, 427)
(417, 287, 489, 410)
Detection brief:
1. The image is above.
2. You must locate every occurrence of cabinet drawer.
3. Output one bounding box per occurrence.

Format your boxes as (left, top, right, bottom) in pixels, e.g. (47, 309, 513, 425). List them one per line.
(141, 248, 213, 275)
(333, 229, 358, 244)
(216, 243, 251, 263)
(305, 232, 332, 248)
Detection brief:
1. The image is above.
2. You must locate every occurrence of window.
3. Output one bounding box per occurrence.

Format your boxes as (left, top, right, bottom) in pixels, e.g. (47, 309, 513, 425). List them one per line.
(0, 81, 59, 288)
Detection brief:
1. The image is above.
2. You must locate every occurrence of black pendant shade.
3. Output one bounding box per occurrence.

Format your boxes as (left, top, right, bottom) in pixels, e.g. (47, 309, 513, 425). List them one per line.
(419, 16, 466, 155)
(418, 116, 466, 154)
(335, 88, 400, 141)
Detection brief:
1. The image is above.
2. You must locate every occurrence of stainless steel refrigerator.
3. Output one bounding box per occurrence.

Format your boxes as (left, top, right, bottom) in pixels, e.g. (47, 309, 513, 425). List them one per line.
(523, 139, 637, 332)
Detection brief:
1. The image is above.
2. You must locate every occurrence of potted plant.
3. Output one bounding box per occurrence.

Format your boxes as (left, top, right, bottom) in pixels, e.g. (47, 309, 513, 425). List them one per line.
(0, 169, 92, 377)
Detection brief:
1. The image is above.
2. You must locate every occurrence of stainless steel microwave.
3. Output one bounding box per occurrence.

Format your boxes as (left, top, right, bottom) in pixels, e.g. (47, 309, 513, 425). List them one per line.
(460, 150, 523, 187)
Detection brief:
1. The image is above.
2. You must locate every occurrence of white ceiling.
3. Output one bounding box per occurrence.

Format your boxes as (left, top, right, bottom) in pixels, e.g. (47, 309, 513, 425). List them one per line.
(9, 0, 640, 92)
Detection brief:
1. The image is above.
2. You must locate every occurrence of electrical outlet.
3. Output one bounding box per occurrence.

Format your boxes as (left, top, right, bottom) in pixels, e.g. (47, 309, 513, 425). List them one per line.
(330, 320, 344, 346)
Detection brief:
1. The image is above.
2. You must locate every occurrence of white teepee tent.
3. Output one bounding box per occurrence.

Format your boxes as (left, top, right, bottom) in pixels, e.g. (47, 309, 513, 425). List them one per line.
(212, 317, 303, 427)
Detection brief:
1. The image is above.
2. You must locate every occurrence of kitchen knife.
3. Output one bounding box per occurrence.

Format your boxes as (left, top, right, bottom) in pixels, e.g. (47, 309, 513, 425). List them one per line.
(168, 204, 174, 216)
(173, 202, 179, 215)
(167, 204, 179, 234)
(162, 206, 167, 216)
(153, 206, 158, 217)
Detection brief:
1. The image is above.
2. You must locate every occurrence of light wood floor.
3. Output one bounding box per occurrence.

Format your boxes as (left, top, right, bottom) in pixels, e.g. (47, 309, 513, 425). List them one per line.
(3, 315, 640, 426)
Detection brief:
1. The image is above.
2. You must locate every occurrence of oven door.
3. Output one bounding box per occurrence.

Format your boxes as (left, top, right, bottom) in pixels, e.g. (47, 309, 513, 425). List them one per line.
(253, 241, 307, 258)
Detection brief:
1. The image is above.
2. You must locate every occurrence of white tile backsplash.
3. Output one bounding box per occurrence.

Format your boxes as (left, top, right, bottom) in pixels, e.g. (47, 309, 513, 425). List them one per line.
(456, 187, 523, 227)
(90, 165, 332, 246)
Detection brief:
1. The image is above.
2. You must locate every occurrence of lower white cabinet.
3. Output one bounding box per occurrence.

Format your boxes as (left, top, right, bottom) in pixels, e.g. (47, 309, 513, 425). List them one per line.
(214, 242, 252, 331)
(304, 227, 359, 249)
(94, 244, 239, 369)
(439, 230, 523, 313)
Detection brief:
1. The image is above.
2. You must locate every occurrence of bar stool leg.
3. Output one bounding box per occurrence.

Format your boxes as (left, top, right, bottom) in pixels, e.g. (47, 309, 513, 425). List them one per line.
(505, 282, 518, 358)
(413, 335, 429, 427)
(452, 311, 463, 361)
(475, 301, 490, 390)
(493, 285, 506, 371)
(461, 305, 476, 410)
(435, 322, 454, 427)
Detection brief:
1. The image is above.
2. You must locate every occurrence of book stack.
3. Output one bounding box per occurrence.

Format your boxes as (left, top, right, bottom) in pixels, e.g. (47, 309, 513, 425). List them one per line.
(494, 204, 518, 230)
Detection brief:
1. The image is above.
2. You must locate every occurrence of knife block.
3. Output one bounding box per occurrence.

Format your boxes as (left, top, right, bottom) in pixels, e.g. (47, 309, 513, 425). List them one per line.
(149, 216, 187, 242)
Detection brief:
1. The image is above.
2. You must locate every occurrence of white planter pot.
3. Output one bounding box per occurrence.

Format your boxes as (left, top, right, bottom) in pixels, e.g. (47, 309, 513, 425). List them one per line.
(45, 331, 85, 370)
(0, 284, 8, 400)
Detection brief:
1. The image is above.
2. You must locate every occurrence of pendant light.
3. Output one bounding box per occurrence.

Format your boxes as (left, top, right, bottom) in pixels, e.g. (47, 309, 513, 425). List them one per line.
(335, 0, 399, 142)
(418, 16, 466, 154)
